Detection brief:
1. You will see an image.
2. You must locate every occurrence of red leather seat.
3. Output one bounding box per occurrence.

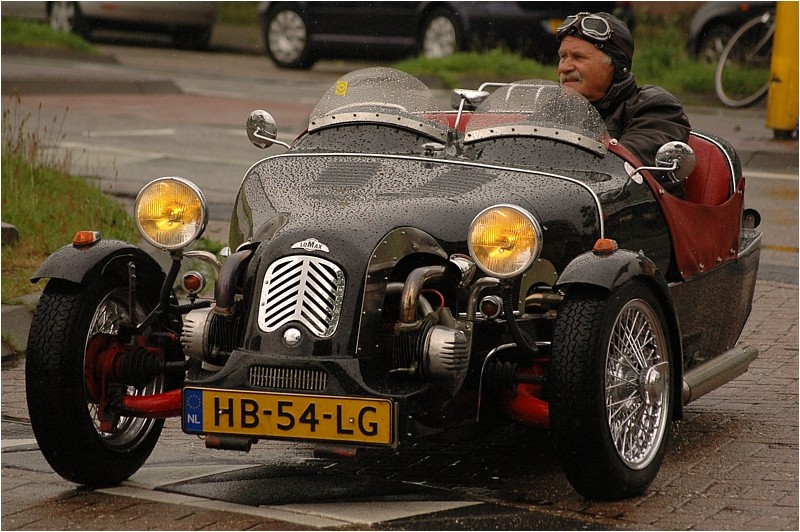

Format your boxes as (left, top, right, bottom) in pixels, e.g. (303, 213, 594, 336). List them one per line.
(684, 134, 734, 206)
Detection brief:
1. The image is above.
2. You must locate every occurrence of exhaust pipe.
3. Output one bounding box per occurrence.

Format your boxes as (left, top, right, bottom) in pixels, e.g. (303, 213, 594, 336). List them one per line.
(682, 344, 758, 405)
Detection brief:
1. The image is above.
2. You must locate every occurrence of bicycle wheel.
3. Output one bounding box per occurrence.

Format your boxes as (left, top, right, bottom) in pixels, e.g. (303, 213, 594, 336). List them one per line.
(715, 13, 774, 108)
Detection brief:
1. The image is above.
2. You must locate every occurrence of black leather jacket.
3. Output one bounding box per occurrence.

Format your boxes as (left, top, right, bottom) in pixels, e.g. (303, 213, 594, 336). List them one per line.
(594, 75, 692, 167)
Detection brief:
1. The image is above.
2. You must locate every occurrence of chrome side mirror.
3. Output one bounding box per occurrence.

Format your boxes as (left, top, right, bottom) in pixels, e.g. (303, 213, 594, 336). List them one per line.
(630, 141, 696, 185)
(654, 141, 696, 183)
(246, 110, 290, 149)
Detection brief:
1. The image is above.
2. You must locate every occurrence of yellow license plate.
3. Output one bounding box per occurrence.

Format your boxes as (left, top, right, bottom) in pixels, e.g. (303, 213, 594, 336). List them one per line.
(183, 387, 394, 445)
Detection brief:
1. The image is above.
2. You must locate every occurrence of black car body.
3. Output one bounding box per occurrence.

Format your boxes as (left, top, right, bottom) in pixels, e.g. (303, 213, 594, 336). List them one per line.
(26, 68, 761, 500)
(686, 1, 775, 62)
(258, 1, 635, 67)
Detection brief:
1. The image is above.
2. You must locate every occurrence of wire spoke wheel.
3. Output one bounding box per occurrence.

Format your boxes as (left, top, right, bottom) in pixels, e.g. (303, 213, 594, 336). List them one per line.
(605, 299, 670, 470)
(715, 13, 774, 107)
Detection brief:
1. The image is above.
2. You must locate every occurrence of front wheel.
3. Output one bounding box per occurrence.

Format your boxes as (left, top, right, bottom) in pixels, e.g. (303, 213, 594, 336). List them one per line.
(714, 13, 774, 108)
(25, 275, 166, 486)
(549, 281, 674, 500)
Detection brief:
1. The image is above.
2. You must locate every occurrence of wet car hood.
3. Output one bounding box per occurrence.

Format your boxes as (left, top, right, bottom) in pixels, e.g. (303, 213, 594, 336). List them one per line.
(231, 152, 601, 270)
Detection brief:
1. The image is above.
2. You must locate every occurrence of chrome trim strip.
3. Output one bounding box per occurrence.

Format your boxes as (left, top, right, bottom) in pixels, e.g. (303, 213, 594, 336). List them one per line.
(465, 125, 607, 155)
(308, 112, 448, 141)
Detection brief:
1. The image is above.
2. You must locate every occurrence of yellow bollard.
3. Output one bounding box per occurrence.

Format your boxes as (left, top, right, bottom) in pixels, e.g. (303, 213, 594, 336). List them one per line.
(766, 1, 799, 139)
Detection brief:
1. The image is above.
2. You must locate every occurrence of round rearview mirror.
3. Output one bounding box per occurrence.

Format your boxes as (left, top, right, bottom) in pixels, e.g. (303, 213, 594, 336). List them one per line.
(655, 141, 696, 183)
(246, 110, 278, 149)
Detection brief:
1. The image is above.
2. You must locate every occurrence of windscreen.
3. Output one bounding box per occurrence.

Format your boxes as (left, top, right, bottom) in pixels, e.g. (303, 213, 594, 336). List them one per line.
(307, 67, 449, 140)
(465, 80, 609, 155)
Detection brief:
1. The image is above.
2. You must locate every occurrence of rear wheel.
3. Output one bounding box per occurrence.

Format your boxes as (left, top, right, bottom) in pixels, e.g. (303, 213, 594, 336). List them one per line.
(264, 7, 315, 69)
(549, 281, 673, 500)
(25, 275, 165, 486)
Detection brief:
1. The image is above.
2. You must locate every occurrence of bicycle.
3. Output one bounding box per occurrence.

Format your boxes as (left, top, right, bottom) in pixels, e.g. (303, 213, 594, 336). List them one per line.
(714, 10, 775, 108)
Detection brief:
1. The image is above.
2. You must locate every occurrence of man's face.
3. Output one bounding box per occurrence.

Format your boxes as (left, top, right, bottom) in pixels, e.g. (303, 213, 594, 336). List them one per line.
(557, 36, 614, 102)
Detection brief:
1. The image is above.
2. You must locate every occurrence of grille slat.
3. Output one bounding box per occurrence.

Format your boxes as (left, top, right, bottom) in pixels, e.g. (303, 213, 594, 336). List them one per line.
(258, 255, 345, 337)
(249, 366, 328, 391)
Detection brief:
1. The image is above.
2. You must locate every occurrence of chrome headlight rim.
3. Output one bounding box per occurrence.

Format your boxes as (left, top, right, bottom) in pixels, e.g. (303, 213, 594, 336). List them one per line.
(467, 204, 543, 279)
(134, 176, 208, 252)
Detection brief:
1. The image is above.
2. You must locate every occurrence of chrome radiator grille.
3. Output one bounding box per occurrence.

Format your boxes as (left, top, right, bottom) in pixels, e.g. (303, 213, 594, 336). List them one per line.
(257, 255, 345, 337)
(249, 366, 328, 391)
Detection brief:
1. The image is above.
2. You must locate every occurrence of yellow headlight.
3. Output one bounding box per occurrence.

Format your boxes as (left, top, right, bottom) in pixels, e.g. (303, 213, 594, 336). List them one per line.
(468, 205, 543, 278)
(134, 177, 208, 251)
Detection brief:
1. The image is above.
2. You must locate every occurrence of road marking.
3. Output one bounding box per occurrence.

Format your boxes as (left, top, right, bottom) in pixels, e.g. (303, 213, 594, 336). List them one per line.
(0, 438, 38, 449)
(100, 484, 481, 528)
(745, 170, 799, 181)
(102, 464, 484, 527)
(99, 485, 359, 528)
(278, 500, 482, 525)
(83, 128, 176, 137)
(126, 464, 259, 489)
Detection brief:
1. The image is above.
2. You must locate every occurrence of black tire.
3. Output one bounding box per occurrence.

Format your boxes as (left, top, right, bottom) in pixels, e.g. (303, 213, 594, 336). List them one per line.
(549, 281, 673, 500)
(263, 7, 315, 69)
(419, 9, 462, 59)
(714, 13, 774, 108)
(25, 275, 165, 486)
(48, 1, 91, 38)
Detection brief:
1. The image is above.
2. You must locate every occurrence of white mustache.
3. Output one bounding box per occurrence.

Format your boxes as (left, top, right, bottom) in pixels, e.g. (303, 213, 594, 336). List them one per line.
(559, 72, 582, 83)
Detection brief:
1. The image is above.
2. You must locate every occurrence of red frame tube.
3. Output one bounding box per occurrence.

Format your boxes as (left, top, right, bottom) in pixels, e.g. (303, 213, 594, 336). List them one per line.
(122, 389, 182, 418)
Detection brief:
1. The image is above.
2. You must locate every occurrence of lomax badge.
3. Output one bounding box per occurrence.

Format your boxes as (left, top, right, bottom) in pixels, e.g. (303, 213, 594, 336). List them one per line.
(291, 238, 330, 253)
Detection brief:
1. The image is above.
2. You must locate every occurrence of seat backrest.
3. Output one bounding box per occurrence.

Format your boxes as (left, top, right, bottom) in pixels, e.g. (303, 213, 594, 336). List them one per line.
(684, 134, 734, 206)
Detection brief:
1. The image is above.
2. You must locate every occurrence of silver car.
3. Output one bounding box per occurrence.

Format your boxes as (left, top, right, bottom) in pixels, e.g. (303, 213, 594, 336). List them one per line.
(1, 1, 216, 49)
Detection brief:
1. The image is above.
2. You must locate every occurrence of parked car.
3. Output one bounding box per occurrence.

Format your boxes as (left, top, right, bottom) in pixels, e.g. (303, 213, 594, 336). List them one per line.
(1, 1, 216, 50)
(25, 67, 762, 500)
(686, 1, 775, 62)
(258, 1, 635, 68)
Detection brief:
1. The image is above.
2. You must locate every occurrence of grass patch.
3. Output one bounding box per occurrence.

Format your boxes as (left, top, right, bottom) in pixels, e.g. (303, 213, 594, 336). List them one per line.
(1, 18, 96, 53)
(1, 98, 137, 302)
(395, 48, 553, 89)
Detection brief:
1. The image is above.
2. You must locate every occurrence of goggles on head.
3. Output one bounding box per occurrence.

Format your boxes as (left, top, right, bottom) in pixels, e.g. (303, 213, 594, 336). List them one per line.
(556, 12, 633, 61)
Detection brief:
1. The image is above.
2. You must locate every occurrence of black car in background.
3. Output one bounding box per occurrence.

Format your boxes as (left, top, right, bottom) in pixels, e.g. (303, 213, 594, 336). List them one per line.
(685, 1, 775, 62)
(258, 1, 635, 68)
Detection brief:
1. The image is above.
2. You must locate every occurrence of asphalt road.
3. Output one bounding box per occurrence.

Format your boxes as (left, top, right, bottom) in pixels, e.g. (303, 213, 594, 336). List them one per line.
(1, 34, 798, 531)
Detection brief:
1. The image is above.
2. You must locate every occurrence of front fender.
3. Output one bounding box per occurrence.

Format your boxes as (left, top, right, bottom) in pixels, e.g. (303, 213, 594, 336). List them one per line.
(31, 239, 166, 287)
(555, 248, 668, 295)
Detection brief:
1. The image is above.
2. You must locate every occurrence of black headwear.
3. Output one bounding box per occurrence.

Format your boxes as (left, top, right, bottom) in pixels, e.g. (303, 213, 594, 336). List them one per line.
(556, 12, 634, 81)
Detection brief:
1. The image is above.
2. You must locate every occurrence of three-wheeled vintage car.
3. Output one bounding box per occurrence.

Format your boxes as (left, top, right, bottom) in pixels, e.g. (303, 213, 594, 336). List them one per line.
(26, 68, 761, 500)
